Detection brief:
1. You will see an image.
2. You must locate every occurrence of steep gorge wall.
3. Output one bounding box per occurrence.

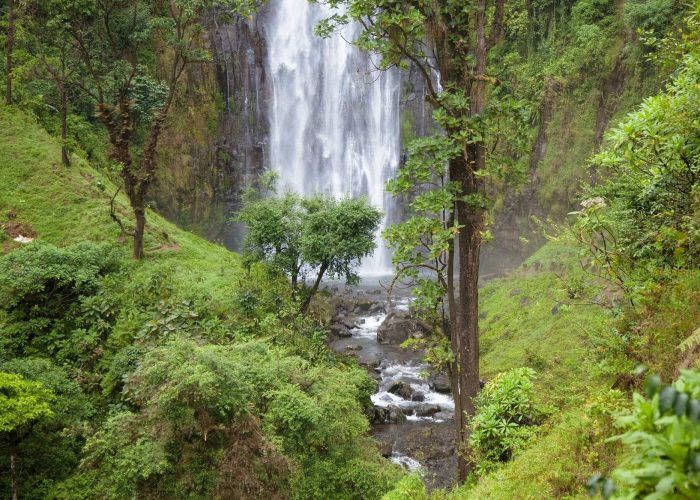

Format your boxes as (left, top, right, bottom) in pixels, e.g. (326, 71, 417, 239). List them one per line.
(151, 2, 670, 268)
(152, 14, 269, 249)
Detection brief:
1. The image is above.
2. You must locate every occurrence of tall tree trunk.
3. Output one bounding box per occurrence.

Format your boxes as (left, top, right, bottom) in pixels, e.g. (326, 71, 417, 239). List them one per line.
(10, 445, 18, 500)
(300, 262, 329, 315)
(448, 151, 484, 481)
(133, 206, 146, 260)
(60, 86, 70, 166)
(6, 0, 15, 105)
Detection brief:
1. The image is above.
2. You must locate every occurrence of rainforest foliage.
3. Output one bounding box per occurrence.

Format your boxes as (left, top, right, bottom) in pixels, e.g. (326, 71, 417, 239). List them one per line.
(1, 0, 700, 499)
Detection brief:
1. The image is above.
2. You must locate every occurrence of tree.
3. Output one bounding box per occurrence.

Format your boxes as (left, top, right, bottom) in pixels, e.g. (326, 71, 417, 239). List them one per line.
(54, 0, 259, 259)
(0, 372, 54, 500)
(237, 190, 382, 314)
(319, 0, 507, 479)
(21, 0, 83, 166)
(0, 358, 93, 499)
(4, 0, 14, 104)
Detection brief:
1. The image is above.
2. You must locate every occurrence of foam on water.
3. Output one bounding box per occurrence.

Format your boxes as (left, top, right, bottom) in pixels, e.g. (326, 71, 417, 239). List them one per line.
(350, 313, 386, 339)
(390, 453, 422, 471)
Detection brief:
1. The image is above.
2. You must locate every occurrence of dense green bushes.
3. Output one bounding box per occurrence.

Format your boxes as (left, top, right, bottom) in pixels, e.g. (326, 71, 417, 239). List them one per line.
(605, 371, 700, 497)
(0, 242, 119, 358)
(0, 238, 399, 498)
(572, 17, 700, 293)
(469, 367, 545, 473)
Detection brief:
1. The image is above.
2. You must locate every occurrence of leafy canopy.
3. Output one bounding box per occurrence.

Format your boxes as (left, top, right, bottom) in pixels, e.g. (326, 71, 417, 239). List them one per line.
(237, 187, 382, 310)
(0, 372, 54, 433)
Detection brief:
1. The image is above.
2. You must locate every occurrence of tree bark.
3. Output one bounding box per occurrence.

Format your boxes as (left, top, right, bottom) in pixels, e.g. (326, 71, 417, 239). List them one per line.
(300, 261, 329, 315)
(6, 0, 15, 105)
(10, 445, 18, 500)
(60, 85, 70, 166)
(133, 206, 146, 260)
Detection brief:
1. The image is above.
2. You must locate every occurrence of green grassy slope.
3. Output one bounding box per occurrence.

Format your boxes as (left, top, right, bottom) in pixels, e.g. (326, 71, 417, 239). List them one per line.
(0, 104, 248, 306)
(0, 103, 402, 499)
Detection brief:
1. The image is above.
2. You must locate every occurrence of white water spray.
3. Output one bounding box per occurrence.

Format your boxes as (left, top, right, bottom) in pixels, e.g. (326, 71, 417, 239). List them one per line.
(265, 0, 401, 275)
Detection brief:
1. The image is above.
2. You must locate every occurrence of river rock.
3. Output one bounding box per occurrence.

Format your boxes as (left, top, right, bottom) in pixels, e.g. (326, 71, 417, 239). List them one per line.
(378, 441, 393, 458)
(415, 404, 442, 417)
(345, 345, 363, 351)
(430, 374, 451, 394)
(353, 298, 376, 313)
(388, 381, 414, 400)
(377, 311, 431, 345)
(329, 323, 352, 338)
(411, 391, 425, 402)
(387, 405, 407, 423)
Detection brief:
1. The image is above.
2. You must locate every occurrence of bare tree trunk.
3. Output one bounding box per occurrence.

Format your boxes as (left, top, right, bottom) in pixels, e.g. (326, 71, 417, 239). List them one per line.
(133, 206, 146, 260)
(448, 151, 484, 481)
(10, 445, 18, 500)
(6, 0, 15, 105)
(60, 86, 70, 166)
(300, 262, 329, 315)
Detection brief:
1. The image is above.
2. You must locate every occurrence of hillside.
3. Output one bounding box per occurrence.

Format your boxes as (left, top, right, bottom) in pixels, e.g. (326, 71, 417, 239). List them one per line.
(0, 104, 399, 498)
(1, 0, 699, 497)
(0, 101, 614, 498)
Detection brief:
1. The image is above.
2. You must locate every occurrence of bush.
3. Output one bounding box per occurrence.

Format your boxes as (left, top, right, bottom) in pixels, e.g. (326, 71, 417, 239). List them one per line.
(623, 0, 676, 32)
(610, 371, 700, 497)
(0, 242, 119, 357)
(381, 474, 428, 500)
(469, 367, 545, 473)
(572, 50, 700, 291)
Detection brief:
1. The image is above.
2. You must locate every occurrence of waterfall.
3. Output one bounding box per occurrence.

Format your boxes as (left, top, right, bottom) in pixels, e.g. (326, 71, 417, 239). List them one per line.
(265, 0, 401, 275)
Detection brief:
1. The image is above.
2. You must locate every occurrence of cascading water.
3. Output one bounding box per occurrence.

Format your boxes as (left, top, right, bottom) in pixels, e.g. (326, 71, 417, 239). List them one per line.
(265, 0, 401, 275)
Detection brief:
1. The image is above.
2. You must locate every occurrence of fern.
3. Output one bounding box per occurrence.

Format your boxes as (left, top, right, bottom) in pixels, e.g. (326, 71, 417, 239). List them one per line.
(679, 326, 700, 353)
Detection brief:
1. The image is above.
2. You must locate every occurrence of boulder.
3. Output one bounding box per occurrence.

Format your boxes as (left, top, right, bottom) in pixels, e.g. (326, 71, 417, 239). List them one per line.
(372, 405, 406, 424)
(377, 311, 431, 345)
(415, 404, 442, 417)
(388, 381, 414, 400)
(344, 345, 363, 351)
(329, 323, 352, 338)
(369, 302, 386, 314)
(430, 374, 451, 394)
(353, 298, 376, 313)
(387, 405, 407, 423)
(411, 391, 425, 402)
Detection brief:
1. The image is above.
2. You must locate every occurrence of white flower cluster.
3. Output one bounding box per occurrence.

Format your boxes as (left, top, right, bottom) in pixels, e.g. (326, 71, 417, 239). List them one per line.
(580, 197, 606, 210)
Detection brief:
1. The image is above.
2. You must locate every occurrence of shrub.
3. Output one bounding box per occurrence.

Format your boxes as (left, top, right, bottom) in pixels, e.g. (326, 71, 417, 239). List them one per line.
(623, 0, 676, 32)
(0, 242, 119, 357)
(572, 50, 700, 292)
(469, 367, 544, 473)
(610, 370, 700, 497)
(381, 474, 428, 500)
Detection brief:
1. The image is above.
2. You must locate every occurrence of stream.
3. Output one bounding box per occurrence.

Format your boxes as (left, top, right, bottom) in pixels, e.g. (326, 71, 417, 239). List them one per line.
(327, 286, 457, 489)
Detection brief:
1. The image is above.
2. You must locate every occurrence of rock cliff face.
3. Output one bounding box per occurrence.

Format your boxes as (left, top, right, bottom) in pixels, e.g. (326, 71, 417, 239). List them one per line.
(210, 14, 269, 249)
(151, 13, 269, 249)
(152, 11, 657, 274)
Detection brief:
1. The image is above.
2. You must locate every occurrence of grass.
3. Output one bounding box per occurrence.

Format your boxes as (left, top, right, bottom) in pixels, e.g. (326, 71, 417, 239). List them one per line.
(0, 103, 250, 309)
(479, 244, 615, 406)
(5, 102, 698, 499)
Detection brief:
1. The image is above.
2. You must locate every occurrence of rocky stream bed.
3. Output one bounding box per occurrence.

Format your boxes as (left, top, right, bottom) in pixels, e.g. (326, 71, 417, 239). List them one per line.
(325, 284, 458, 489)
